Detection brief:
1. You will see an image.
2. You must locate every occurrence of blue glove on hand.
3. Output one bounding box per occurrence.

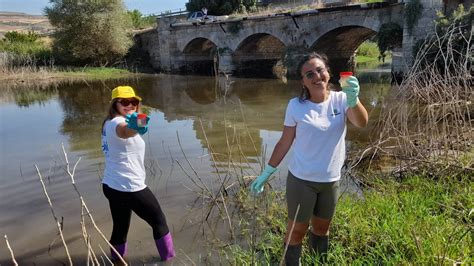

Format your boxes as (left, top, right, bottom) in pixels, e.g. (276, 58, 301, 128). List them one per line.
(342, 76, 360, 108)
(125, 112, 150, 135)
(250, 164, 277, 195)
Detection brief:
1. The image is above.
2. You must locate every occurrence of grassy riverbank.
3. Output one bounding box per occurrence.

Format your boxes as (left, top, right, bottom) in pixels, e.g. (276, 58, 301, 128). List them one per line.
(0, 66, 147, 84)
(0, 31, 144, 83)
(228, 175, 472, 264)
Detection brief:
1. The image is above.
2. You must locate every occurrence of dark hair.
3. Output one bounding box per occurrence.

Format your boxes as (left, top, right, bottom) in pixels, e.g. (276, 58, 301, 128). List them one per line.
(101, 99, 142, 133)
(296, 52, 331, 103)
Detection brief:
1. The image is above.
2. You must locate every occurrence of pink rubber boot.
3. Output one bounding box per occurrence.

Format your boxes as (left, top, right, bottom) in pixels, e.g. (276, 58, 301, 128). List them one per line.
(155, 232, 176, 261)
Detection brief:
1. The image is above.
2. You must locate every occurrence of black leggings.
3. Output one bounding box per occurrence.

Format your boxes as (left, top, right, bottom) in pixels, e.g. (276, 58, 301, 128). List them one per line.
(103, 184, 170, 245)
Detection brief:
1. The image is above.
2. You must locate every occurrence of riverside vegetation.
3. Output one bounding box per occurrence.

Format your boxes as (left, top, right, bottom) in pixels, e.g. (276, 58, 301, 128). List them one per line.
(0, 1, 157, 83)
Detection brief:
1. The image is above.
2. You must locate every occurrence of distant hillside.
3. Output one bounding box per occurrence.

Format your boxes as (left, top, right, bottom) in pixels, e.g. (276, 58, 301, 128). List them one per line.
(0, 12, 53, 38)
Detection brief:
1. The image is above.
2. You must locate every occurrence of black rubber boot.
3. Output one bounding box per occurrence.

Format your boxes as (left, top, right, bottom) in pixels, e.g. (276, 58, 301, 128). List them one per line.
(309, 232, 329, 264)
(284, 244, 302, 266)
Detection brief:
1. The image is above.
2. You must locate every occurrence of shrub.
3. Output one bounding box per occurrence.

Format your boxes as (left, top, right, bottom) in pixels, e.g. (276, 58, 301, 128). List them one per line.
(186, 0, 257, 15)
(412, 4, 473, 73)
(376, 22, 403, 56)
(45, 0, 133, 66)
(356, 41, 380, 58)
(0, 31, 52, 65)
(128, 9, 155, 29)
(405, 0, 423, 35)
(3, 31, 40, 43)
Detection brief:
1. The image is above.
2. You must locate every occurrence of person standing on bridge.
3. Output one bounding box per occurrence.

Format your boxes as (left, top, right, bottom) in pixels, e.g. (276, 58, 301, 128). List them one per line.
(202, 7, 208, 20)
(101, 86, 175, 263)
(250, 52, 368, 265)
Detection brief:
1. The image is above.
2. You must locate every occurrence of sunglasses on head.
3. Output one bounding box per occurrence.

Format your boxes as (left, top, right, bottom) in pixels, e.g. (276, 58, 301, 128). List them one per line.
(303, 67, 326, 80)
(118, 98, 139, 107)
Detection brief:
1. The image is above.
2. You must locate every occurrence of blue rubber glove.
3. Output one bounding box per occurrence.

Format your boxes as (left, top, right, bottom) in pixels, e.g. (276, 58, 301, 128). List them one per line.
(125, 112, 150, 135)
(250, 164, 277, 195)
(342, 76, 360, 108)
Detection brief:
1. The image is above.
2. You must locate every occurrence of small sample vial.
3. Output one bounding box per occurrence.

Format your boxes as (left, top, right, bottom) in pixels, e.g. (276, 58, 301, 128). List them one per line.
(339, 71, 353, 88)
(137, 113, 148, 127)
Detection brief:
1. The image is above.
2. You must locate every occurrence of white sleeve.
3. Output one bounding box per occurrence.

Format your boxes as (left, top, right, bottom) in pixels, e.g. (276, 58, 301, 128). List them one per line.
(109, 116, 126, 139)
(283, 99, 296, 127)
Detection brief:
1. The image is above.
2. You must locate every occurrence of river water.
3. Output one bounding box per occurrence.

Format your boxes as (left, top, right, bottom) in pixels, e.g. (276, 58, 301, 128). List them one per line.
(0, 71, 391, 264)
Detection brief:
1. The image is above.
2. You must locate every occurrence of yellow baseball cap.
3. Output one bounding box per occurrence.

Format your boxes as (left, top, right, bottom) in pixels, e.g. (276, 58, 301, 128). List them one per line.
(111, 86, 142, 101)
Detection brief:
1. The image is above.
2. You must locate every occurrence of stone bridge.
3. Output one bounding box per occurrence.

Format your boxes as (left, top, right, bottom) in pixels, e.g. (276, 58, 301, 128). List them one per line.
(138, 0, 444, 78)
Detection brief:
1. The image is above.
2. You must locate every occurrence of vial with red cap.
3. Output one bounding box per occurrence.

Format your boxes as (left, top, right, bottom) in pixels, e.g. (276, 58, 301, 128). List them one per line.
(137, 113, 148, 127)
(339, 71, 353, 89)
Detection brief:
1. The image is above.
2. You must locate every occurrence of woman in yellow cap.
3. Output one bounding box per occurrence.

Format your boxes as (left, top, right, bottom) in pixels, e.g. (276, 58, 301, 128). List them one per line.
(101, 86, 175, 263)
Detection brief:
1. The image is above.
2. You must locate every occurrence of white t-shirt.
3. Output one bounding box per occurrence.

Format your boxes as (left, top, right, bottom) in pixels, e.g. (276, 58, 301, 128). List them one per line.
(284, 91, 349, 182)
(101, 116, 147, 192)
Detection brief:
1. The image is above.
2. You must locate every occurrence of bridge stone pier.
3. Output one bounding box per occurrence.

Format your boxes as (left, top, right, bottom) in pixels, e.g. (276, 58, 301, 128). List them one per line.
(139, 0, 444, 79)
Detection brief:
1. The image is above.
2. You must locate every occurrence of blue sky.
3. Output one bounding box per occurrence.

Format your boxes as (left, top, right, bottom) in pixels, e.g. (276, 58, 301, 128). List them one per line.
(0, 0, 188, 15)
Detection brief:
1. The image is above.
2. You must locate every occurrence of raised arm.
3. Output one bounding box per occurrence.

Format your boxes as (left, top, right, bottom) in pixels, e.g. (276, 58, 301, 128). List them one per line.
(343, 76, 368, 128)
(116, 122, 139, 139)
(347, 101, 368, 128)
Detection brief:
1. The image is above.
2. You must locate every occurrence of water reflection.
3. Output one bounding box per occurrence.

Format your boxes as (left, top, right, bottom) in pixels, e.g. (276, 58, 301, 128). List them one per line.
(58, 83, 111, 157)
(0, 73, 392, 183)
(0, 84, 57, 107)
(1, 73, 393, 181)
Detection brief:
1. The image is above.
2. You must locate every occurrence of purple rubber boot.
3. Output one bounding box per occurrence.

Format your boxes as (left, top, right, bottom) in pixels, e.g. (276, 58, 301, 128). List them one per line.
(110, 242, 127, 262)
(155, 232, 176, 261)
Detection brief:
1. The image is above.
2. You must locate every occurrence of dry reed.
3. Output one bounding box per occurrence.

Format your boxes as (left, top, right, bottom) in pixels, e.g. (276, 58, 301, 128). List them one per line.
(349, 20, 473, 178)
(4, 234, 19, 266)
(34, 144, 128, 265)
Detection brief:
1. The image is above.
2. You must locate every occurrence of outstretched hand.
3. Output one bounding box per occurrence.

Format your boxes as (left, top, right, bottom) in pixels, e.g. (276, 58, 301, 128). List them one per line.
(125, 112, 150, 135)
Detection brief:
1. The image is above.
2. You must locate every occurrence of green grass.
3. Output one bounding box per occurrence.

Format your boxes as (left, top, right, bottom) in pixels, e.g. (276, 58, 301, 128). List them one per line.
(61, 67, 133, 79)
(1, 31, 136, 81)
(1, 32, 136, 80)
(355, 41, 393, 68)
(0, 36, 52, 64)
(356, 55, 378, 63)
(330, 176, 472, 264)
(227, 175, 473, 264)
(0, 40, 50, 56)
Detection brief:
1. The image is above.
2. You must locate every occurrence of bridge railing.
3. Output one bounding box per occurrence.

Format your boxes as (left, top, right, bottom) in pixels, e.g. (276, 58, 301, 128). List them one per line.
(157, 8, 188, 18)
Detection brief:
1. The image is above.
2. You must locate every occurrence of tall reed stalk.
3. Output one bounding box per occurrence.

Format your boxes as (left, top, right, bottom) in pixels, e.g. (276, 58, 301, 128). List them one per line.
(4, 235, 19, 266)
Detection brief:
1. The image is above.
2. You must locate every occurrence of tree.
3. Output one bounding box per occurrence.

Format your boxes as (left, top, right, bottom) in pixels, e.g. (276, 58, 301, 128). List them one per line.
(413, 4, 473, 73)
(128, 9, 156, 29)
(376, 22, 403, 56)
(45, 0, 133, 66)
(186, 0, 257, 15)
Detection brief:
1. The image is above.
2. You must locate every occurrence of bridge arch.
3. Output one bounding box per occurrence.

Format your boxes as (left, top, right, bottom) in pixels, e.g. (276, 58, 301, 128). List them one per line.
(233, 33, 287, 78)
(179, 33, 221, 53)
(306, 15, 382, 47)
(311, 26, 377, 76)
(182, 37, 218, 74)
(305, 15, 392, 76)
